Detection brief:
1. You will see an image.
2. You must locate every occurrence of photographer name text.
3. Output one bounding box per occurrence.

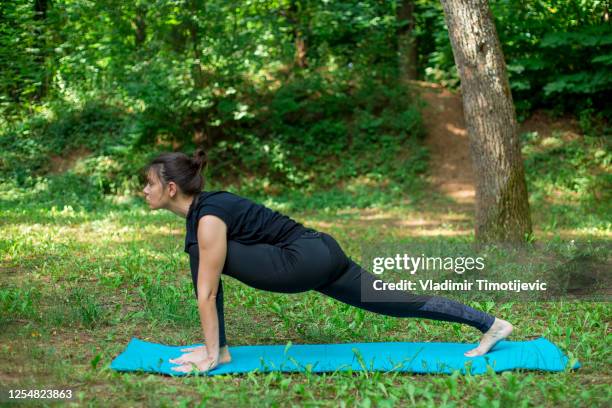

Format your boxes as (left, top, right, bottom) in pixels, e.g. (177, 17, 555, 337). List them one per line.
(373, 279, 547, 292)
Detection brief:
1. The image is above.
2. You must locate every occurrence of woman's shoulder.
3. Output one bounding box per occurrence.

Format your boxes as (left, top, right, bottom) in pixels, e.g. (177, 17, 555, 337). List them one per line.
(195, 190, 248, 214)
(200, 190, 241, 204)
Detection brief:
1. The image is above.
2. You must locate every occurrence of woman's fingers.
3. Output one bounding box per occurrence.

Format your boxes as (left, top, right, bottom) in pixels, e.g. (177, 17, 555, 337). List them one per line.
(170, 361, 216, 373)
(171, 354, 194, 363)
(180, 346, 199, 352)
(170, 352, 193, 364)
(176, 355, 199, 364)
(170, 352, 203, 365)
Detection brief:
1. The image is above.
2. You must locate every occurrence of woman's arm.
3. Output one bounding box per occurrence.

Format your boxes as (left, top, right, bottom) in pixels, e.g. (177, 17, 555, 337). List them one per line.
(195, 215, 227, 365)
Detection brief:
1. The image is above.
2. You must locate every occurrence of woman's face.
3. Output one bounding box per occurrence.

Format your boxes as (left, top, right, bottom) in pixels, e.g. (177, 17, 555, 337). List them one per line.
(143, 169, 167, 210)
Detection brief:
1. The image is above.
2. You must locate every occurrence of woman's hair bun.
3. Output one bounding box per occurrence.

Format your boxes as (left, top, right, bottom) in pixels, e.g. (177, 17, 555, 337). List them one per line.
(193, 147, 207, 173)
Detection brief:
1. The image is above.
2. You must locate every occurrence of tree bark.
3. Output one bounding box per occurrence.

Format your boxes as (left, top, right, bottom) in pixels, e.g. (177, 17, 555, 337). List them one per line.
(397, 0, 417, 80)
(440, 0, 532, 243)
(33, 0, 48, 99)
(188, 0, 206, 89)
(133, 5, 147, 47)
(289, 1, 308, 69)
(188, 25, 206, 89)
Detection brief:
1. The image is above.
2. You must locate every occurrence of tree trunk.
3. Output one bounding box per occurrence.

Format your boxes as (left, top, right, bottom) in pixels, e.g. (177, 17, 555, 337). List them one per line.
(188, 0, 206, 89)
(133, 6, 147, 47)
(294, 35, 308, 68)
(189, 26, 205, 89)
(33, 0, 48, 99)
(289, 1, 308, 69)
(439, 0, 532, 243)
(397, 0, 417, 80)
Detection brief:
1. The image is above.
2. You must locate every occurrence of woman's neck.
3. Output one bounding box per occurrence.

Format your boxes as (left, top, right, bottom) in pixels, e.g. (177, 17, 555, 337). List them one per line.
(167, 194, 196, 219)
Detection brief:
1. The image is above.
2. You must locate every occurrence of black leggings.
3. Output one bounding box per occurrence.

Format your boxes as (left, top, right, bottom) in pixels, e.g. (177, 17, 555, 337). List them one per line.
(188, 229, 496, 347)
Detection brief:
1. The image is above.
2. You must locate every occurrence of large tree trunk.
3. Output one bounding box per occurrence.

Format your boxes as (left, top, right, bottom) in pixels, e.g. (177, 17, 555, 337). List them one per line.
(440, 0, 532, 243)
(396, 0, 417, 80)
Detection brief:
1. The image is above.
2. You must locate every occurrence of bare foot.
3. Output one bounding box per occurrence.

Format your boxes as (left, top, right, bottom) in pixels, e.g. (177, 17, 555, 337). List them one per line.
(218, 346, 232, 364)
(176, 345, 232, 364)
(464, 318, 513, 357)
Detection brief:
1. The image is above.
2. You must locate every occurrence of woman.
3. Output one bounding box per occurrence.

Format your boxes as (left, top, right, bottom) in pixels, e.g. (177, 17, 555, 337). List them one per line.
(142, 149, 513, 373)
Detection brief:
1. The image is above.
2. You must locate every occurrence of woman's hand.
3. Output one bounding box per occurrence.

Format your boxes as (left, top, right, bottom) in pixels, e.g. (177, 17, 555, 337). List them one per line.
(170, 353, 219, 374)
(169, 347, 210, 366)
(170, 345, 232, 365)
(176, 345, 207, 356)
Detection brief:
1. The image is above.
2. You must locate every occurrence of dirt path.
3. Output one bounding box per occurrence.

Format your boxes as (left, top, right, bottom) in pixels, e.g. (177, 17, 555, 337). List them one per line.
(411, 81, 476, 207)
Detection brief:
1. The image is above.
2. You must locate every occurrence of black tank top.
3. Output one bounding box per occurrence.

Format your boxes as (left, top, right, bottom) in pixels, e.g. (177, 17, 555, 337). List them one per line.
(184, 190, 308, 253)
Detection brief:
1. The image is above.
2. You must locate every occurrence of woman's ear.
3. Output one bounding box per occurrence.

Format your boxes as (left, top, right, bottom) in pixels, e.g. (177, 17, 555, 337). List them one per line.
(167, 181, 177, 198)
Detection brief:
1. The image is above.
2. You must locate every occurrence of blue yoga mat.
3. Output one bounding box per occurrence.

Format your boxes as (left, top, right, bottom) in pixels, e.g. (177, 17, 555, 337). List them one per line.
(110, 337, 580, 376)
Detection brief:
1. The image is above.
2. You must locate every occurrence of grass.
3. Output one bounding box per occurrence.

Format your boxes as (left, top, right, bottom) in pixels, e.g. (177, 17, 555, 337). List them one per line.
(1, 179, 610, 407)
